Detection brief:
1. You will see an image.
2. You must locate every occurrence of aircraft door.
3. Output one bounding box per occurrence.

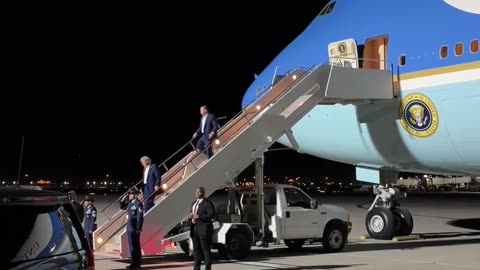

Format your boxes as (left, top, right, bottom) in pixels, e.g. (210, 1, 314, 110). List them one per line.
(363, 35, 389, 70)
(328, 38, 359, 68)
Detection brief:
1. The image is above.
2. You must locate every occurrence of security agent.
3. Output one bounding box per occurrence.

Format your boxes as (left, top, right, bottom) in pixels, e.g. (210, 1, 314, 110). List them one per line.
(120, 188, 144, 269)
(189, 186, 215, 270)
(83, 195, 97, 249)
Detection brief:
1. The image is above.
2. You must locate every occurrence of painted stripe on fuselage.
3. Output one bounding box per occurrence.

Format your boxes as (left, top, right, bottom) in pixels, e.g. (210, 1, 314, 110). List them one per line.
(394, 61, 479, 81)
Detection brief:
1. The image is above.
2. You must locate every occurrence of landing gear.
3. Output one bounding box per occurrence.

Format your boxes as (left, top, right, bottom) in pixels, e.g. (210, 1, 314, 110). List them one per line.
(365, 185, 413, 239)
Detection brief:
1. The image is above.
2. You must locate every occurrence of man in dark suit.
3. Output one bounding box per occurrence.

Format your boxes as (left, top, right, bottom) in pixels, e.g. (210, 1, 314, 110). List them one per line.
(192, 105, 219, 159)
(140, 156, 161, 213)
(189, 186, 215, 270)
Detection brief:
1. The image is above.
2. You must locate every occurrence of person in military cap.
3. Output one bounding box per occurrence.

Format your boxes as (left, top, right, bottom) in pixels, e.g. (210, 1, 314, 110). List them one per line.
(120, 187, 144, 269)
(83, 194, 97, 249)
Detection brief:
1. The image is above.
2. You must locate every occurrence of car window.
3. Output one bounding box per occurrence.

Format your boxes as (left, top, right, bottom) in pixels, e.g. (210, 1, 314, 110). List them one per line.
(240, 188, 276, 205)
(4, 204, 87, 269)
(264, 187, 276, 205)
(284, 188, 312, 209)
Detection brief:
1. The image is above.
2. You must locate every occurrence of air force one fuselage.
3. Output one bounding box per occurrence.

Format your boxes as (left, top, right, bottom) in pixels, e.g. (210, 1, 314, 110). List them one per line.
(241, 0, 480, 179)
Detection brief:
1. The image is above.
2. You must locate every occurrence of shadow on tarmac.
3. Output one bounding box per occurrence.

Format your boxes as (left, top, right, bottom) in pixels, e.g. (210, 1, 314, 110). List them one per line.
(108, 231, 480, 269)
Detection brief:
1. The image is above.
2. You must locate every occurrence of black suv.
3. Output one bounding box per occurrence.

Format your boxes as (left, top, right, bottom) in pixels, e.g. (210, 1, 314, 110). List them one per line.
(1, 187, 95, 270)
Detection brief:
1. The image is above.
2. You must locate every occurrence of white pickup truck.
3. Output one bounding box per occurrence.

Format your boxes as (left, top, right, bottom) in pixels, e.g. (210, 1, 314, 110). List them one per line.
(161, 184, 352, 260)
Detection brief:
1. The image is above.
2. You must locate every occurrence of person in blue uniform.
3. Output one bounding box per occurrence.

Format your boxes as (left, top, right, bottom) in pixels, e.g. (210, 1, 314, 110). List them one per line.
(120, 188, 144, 269)
(83, 195, 97, 249)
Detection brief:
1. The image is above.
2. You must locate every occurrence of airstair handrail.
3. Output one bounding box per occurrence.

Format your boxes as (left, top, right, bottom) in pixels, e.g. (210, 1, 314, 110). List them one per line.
(100, 65, 312, 218)
(99, 137, 197, 216)
(137, 66, 318, 248)
(95, 65, 316, 246)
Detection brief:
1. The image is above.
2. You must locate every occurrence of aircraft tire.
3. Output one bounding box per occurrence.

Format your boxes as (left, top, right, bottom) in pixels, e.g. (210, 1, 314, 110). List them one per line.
(365, 207, 396, 240)
(392, 207, 414, 236)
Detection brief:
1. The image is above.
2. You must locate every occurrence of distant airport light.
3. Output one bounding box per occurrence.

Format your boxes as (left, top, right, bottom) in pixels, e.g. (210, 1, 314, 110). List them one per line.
(97, 237, 103, 244)
(30, 181, 33, 185)
(215, 139, 220, 145)
(292, 75, 297, 80)
(13, 181, 16, 184)
(256, 105, 261, 110)
(162, 183, 168, 190)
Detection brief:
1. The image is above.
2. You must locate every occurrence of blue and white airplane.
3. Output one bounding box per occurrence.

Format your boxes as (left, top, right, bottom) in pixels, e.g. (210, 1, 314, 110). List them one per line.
(242, 0, 480, 179)
(241, 0, 479, 239)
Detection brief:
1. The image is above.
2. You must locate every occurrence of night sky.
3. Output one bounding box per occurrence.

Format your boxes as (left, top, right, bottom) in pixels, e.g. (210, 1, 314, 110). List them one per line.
(2, 1, 356, 182)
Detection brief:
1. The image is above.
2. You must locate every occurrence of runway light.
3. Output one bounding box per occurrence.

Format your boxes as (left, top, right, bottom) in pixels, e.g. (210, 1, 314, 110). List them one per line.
(215, 139, 220, 145)
(97, 237, 103, 244)
(162, 183, 168, 190)
(292, 75, 297, 80)
(256, 105, 261, 110)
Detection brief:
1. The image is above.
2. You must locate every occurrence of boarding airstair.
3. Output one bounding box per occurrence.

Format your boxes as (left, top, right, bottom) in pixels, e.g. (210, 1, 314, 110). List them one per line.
(93, 61, 394, 258)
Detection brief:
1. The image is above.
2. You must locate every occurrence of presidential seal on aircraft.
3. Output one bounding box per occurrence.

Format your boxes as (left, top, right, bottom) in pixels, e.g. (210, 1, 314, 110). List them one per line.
(399, 93, 439, 138)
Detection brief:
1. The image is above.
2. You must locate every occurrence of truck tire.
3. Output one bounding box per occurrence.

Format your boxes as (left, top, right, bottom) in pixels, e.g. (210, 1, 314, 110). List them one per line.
(322, 220, 347, 252)
(177, 227, 191, 255)
(227, 232, 250, 260)
(179, 240, 190, 255)
(216, 244, 230, 260)
(284, 239, 305, 249)
(392, 207, 414, 236)
(365, 207, 395, 240)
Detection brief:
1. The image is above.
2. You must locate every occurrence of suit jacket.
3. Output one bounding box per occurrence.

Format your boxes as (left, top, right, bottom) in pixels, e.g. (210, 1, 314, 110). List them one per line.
(143, 164, 161, 196)
(196, 113, 219, 138)
(190, 198, 215, 238)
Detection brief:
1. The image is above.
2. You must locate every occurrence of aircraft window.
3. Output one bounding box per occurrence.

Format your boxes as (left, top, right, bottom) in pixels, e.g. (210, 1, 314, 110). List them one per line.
(318, 1, 336, 17)
(399, 55, 406, 66)
(471, 39, 479, 54)
(440, 46, 448, 59)
(455, 43, 464, 56)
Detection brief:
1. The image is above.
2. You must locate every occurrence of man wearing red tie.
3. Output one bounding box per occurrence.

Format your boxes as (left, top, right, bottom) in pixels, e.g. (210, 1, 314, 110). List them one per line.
(189, 186, 215, 270)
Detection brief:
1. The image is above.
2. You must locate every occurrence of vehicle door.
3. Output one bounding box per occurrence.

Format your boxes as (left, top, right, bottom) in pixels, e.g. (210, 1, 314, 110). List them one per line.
(281, 187, 323, 239)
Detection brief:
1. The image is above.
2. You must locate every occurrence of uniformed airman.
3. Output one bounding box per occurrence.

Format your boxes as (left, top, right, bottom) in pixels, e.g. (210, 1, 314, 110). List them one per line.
(120, 188, 144, 269)
(83, 195, 97, 249)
